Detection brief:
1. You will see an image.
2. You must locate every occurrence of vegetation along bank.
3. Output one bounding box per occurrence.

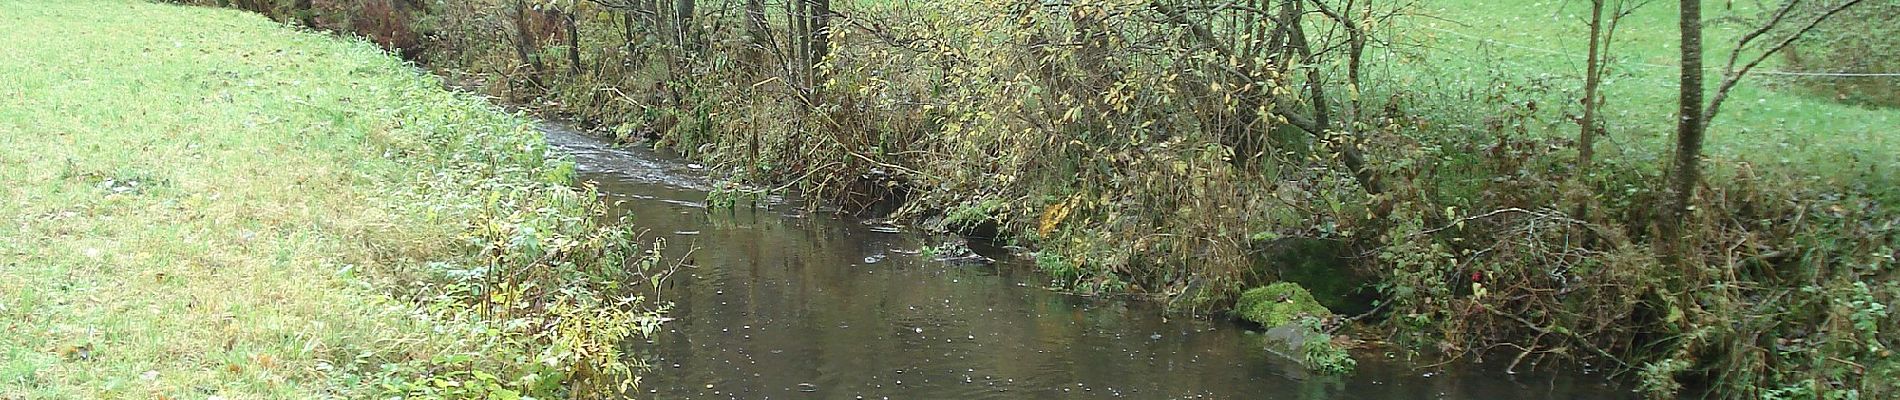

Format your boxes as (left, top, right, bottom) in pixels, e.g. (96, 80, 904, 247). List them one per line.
(122, 0, 1900, 397)
(2, 1, 670, 398)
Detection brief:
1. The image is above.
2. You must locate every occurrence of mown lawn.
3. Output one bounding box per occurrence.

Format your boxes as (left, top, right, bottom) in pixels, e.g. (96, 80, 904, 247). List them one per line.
(0, 1, 587, 398)
(1399, 0, 1895, 189)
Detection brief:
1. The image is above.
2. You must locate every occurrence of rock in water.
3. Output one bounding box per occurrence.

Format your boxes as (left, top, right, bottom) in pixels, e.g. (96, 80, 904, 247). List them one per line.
(1262, 324, 1315, 356)
(932, 237, 995, 265)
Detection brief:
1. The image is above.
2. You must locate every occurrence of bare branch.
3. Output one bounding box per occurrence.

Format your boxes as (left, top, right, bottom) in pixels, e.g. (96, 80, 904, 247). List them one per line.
(1705, 0, 1867, 122)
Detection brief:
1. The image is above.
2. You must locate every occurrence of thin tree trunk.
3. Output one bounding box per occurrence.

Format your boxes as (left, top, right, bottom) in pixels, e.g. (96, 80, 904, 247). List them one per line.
(565, 9, 583, 76)
(644, 0, 668, 44)
(1287, 6, 1362, 190)
(675, 0, 697, 51)
(808, 0, 831, 64)
(744, 0, 770, 74)
(791, 0, 811, 93)
(1665, 0, 1704, 263)
(650, 0, 661, 25)
(1578, 0, 1605, 169)
(511, 0, 547, 86)
(1148, 0, 1380, 194)
(1309, 0, 1369, 187)
(622, 12, 635, 49)
(1241, 0, 1271, 72)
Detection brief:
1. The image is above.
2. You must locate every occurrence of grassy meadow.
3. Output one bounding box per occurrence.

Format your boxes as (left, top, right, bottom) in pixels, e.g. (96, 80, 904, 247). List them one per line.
(0, 1, 658, 398)
(1402, 0, 1896, 190)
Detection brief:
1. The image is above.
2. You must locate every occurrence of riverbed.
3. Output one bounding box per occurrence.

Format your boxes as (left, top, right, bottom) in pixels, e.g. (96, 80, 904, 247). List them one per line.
(540, 124, 1633, 400)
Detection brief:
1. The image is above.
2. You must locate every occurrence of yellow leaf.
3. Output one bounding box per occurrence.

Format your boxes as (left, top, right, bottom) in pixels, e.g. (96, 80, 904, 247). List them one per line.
(1038, 195, 1082, 237)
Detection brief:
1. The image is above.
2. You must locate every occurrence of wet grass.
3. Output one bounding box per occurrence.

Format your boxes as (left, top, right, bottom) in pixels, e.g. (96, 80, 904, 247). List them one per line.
(0, 1, 602, 397)
(1399, 0, 1897, 191)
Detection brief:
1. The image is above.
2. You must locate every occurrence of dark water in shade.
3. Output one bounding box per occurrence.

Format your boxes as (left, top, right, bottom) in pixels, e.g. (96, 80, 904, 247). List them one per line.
(540, 124, 1635, 400)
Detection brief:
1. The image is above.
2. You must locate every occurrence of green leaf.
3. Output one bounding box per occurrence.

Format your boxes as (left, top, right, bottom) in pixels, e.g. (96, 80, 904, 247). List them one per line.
(492, 388, 522, 400)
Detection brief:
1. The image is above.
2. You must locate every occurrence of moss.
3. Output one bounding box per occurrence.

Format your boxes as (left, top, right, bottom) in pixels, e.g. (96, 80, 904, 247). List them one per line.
(1236, 282, 1334, 327)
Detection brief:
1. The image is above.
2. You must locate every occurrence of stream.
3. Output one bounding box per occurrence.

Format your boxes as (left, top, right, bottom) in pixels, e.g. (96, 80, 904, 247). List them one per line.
(539, 123, 1635, 400)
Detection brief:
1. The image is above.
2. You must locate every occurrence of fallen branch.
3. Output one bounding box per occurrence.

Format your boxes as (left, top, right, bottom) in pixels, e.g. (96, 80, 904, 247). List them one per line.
(1480, 303, 1629, 369)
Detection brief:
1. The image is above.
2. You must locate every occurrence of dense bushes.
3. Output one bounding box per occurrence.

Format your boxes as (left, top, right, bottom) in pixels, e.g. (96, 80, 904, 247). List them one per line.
(160, 0, 428, 58)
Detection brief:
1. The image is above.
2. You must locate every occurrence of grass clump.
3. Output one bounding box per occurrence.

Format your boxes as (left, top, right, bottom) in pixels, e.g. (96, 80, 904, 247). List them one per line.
(1300, 334, 1356, 375)
(0, 1, 664, 398)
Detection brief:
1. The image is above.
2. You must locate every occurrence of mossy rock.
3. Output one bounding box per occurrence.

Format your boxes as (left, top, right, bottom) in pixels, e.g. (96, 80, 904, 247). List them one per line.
(1235, 282, 1333, 327)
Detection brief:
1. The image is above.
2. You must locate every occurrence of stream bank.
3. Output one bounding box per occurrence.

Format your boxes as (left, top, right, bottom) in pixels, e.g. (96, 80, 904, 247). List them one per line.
(540, 124, 1633, 399)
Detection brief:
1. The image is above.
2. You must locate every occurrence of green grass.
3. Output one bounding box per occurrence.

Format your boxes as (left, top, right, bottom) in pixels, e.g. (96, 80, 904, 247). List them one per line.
(0, 1, 613, 398)
(1397, 0, 1896, 188)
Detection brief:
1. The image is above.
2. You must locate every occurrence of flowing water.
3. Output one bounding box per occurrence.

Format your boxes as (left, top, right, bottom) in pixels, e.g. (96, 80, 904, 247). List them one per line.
(541, 124, 1634, 400)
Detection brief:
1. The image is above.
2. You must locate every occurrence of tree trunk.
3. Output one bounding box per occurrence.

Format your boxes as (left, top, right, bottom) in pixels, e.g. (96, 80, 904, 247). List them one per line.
(622, 11, 636, 52)
(1309, 0, 1371, 192)
(642, 0, 667, 43)
(639, 0, 654, 27)
(790, 0, 810, 92)
(1665, 0, 1705, 263)
(744, 0, 769, 40)
(510, 0, 547, 86)
(1145, 0, 1380, 194)
(744, 0, 771, 76)
(675, 0, 697, 51)
(808, 0, 831, 65)
(1578, 0, 1605, 169)
(565, 9, 583, 76)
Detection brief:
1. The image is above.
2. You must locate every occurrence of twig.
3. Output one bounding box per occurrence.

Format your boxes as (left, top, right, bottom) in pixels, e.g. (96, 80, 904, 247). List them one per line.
(1415, 207, 1584, 236)
(1480, 303, 1629, 368)
(1327, 300, 1389, 334)
(1705, 0, 1869, 122)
